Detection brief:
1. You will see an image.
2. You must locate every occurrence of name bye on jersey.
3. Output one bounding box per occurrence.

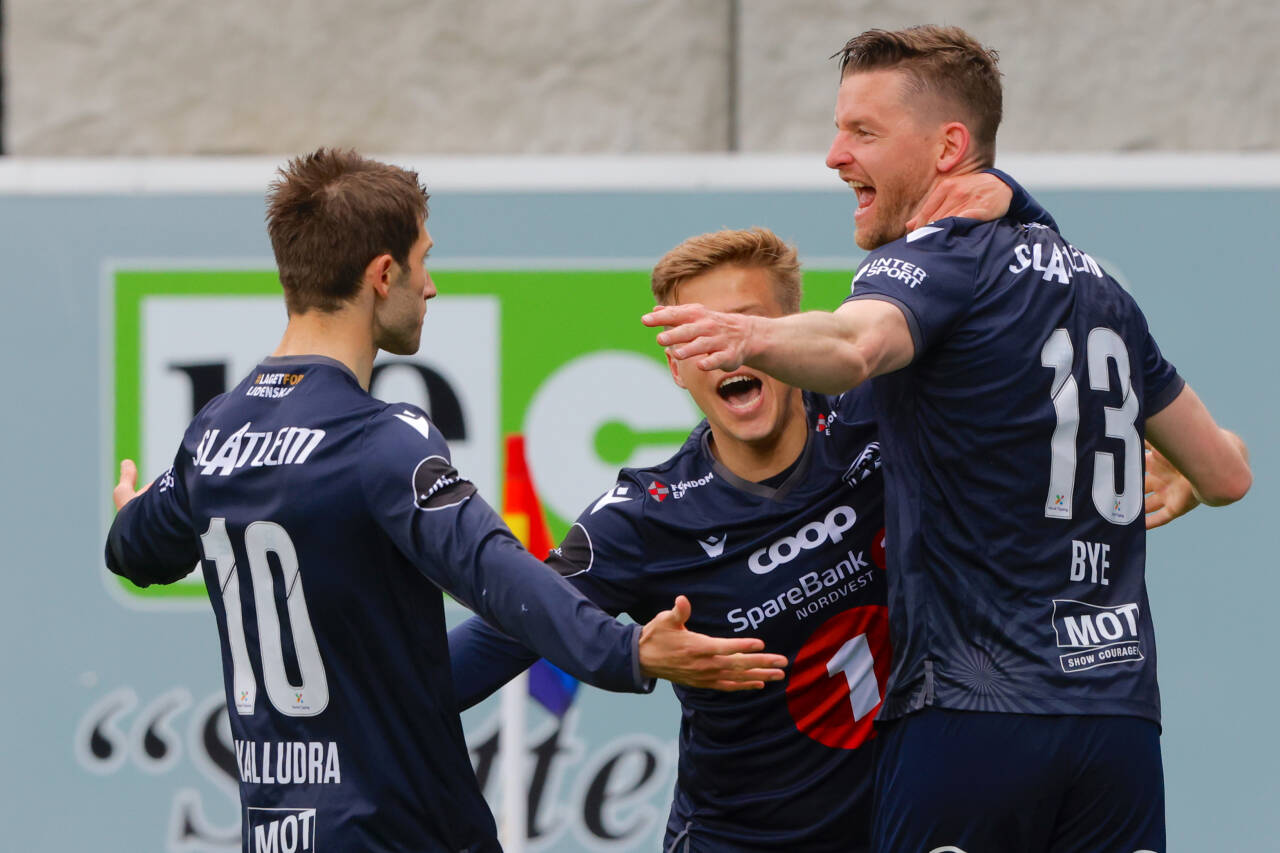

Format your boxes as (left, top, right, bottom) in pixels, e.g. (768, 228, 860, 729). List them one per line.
(845, 218, 1184, 724)
(545, 390, 889, 851)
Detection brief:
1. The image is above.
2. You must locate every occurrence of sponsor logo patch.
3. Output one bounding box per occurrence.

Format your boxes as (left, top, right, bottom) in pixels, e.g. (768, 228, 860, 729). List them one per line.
(247, 806, 317, 853)
(1051, 599, 1144, 673)
(647, 480, 670, 502)
(748, 506, 858, 575)
(854, 256, 928, 289)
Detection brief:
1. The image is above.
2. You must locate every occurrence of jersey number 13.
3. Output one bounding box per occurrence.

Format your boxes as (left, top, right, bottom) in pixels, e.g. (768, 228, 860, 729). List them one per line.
(1040, 327, 1141, 525)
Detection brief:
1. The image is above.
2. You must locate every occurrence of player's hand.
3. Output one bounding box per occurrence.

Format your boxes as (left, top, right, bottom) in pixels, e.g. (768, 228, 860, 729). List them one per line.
(906, 171, 1012, 232)
(638, 595, 788, 691)
(1144, 441, 1199, 529)
(642, 303, 756, 372)
(113, 459, 153, 510)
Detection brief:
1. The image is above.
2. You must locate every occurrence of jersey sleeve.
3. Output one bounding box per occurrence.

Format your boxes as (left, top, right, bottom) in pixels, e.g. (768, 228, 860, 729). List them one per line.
(449, 479, 655, 710)
(360, 405, 649, 695)
(105, 446, 201, 587)
(984, 168, 1059, 231)
(1140, 321, 1186, 417)
(844, 234, 978, 361)
(544, 478, 653, 619)
(448, 616, 540, 710)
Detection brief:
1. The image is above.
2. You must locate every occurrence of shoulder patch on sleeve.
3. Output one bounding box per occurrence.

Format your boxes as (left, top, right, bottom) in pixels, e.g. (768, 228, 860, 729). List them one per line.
(412, 455, 476, 510)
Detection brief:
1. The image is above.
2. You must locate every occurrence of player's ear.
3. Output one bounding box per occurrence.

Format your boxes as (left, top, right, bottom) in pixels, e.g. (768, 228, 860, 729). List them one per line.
(666, 349, 688, 389)
(365, 253, 396, 298)
(936, 121, 972, 174)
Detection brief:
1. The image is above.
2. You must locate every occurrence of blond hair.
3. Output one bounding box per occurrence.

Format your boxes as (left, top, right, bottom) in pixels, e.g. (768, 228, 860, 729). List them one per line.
(651, 227, 801, 313)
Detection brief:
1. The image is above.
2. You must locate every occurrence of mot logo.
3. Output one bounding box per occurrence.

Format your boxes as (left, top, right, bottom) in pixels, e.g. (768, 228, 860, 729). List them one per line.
(1051, 599, 1144, 673)
(248, 807, 317, 853)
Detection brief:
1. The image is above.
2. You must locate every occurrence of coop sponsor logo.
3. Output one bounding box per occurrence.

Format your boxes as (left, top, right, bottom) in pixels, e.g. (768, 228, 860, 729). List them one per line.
(748, 506, 858, 575)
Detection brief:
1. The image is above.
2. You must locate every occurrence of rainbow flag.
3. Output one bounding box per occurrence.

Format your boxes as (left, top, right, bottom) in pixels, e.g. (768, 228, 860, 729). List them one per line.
(501, 435, 580, 717)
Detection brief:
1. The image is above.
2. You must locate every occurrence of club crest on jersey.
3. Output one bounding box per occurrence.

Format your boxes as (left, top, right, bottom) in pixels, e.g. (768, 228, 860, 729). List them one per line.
(647, 480, 670, 502)
(247, 806, 317, 853)
(842, 442, 881, 489)
(1051, 599, 1144, 673)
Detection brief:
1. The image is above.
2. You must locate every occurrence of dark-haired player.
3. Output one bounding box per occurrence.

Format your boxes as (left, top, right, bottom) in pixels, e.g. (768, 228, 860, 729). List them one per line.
(104, 148, 790, 853)
(647, 26, 1251, 853)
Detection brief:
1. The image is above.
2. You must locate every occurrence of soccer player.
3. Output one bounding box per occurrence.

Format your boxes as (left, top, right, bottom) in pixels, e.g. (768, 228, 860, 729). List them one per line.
(452, 173, 1182, 850)
(104, 149, 791, 853)
(645, 26, 1252, 853)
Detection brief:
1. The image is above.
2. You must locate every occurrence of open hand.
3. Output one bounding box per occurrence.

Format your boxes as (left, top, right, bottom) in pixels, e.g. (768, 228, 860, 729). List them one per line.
(907, 172, 1012, 232)
(638, 595, 788, 691)
(113, 459, 152, 511)
(642, 303, 755, 372)
(1145, 442, 1199, 530)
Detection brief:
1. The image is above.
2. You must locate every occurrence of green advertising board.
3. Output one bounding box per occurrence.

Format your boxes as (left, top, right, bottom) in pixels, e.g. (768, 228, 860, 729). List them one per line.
(109, 266, 857, 603)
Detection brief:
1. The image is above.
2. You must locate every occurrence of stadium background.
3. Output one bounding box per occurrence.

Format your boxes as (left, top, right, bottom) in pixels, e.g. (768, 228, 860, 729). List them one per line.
(1, 1, 1277, 850)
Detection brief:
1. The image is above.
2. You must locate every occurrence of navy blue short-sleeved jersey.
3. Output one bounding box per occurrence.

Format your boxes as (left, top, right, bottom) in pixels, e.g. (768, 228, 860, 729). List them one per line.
(845, 219, 1183, 724)
(452, 390, 889, 851)
(106, 355, 646, 853)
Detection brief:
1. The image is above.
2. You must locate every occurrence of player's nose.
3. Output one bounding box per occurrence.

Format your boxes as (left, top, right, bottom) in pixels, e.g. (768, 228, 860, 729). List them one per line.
(423, 271, 437, 300)
(826, 134, 852, 170)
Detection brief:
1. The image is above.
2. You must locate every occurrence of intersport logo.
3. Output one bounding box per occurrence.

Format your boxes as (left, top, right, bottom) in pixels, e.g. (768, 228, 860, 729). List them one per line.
(748, 506, 857, 575)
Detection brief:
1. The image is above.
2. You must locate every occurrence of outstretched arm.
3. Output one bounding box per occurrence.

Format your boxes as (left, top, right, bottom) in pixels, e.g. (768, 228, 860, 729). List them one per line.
(645, 298, 913, 394)
(451, 595, 789, 711)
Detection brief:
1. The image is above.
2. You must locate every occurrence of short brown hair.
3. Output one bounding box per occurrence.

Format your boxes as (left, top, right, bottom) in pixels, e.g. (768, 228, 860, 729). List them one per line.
(835, 26, 1002, 166)
(651, 227, 802, 314)
(266, 148, 429, 314)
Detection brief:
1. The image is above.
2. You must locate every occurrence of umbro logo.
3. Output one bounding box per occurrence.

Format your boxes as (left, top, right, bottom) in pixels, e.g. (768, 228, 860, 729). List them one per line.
(591, 484, 632, 514)
(697, 534, 726, 558)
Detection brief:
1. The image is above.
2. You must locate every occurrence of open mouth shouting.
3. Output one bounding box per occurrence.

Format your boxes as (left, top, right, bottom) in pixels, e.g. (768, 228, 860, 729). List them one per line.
(716, 373, 764, 411)
(847, 179, 876, 220)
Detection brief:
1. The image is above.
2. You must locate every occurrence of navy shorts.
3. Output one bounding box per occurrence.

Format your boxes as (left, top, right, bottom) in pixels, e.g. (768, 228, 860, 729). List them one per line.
(872, 708, 1164, 853)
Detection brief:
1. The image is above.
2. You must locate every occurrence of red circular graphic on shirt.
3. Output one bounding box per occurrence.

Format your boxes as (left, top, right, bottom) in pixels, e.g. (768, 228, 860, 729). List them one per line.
(871, 527, 886, 569)
(785, 605, 892, 749)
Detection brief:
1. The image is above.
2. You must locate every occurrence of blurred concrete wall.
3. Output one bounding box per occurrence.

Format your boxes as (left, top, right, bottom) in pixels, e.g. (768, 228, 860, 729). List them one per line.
(6, 0, 1278, 155)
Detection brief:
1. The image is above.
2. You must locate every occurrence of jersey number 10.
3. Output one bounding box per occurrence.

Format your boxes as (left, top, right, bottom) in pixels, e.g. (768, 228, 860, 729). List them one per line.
(1040, 327, 1142, 525)
(200, 518, 330, 718)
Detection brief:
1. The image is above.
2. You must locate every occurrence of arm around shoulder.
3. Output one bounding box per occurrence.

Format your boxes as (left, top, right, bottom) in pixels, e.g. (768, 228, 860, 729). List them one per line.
(1145, 385, 1252, 506)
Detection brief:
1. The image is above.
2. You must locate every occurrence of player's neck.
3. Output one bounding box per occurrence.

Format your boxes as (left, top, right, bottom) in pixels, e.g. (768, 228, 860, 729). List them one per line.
(707, 411, 809, 484)
(273, 309, 377, 389)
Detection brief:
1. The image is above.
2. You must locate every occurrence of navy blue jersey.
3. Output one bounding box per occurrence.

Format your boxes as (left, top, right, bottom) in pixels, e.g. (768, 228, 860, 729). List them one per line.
(845, 217, 1184, 724)
(106, 355, 647, 853)
(452, 390, 889, 852)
